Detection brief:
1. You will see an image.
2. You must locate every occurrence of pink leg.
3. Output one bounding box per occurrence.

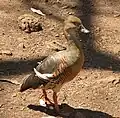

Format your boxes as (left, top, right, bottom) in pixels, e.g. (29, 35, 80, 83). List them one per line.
(53, 92, 60, 112)
(42, 89, 53, 105)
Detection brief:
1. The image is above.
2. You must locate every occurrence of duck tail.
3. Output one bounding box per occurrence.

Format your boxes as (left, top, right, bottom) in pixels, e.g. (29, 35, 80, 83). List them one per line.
(20, 73, 45, 92)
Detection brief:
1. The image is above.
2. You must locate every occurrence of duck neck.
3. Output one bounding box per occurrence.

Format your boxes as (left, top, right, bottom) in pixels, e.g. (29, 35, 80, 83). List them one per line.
(66, 30, 82, 50)
(68, 37, 82, 50)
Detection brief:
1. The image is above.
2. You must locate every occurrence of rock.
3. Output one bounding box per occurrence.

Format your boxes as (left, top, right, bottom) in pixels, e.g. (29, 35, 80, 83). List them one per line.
(55, 34, 59, 37)
(20, 106, 25, 111)
(0, 87, 4, 91)
(0, 104, 3, 108)
(0, 50, 12, 56)
(2, 32, 5, 35)
(112, 78, 120, 85)
(12, 93, 17, 97)
(18, 43, 25, 49)
(18, 14, 42, 33)
(49, 27, 54, 31)
(62, 6, 68, 9)
(114, 13, 120, 17)
(68, 12, 74, 15)
(116, 40, 120, 44)
(10, 106, 13, 109)
(95, 27, 101, 32)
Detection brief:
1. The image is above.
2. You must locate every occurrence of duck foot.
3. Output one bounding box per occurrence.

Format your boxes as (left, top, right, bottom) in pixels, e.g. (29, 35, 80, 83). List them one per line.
(39, 99, 55, 110)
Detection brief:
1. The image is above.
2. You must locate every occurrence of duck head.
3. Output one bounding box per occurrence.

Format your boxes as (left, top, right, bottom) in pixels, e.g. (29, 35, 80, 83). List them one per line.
(64, 15, 90, 34)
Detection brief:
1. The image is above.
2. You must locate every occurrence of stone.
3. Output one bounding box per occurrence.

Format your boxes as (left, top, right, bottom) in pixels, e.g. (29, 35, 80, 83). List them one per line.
(18, 43, 25, 49)
(0, 50, 12, 56)
(18, 14, 42, 33)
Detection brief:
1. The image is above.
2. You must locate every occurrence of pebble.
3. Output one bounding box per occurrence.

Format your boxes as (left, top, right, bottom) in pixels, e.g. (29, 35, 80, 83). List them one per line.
(2, 32, 5, 35)
(49, 106, 54, 110)
(116, 40, 120, 44)
(10, 106, 13, 109)
(18, 43, 25, 49)
(0, 104, 3, 108)
(49, 27, 54, 31)
(68, 12, 74, 15)
(55, 34, 59, 37)
(62, 6, 68, 9)
(12, 93, 17, 97)
(95, 27, 101, 32)
(0, 87, 4, 91)
(114, 13, 120, 17)
(20, 106, 25, 111)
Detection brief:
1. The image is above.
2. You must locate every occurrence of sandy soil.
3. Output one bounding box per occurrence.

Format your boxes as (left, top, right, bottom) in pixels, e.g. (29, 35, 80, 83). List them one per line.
(0, 0, 120, 118)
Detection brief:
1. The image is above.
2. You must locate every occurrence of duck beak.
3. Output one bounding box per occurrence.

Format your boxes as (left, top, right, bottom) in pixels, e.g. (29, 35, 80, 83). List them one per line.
(80, 24, 90, 33)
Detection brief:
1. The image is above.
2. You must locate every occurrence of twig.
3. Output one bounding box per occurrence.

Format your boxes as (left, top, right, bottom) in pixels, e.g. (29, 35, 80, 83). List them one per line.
(31, 8, 45, 16)
(0, 79, 20, 85)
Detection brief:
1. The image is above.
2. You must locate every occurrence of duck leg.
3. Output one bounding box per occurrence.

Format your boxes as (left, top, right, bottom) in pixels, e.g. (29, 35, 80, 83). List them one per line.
(42, 89, 53, 105)
(53, 92, 60, 112)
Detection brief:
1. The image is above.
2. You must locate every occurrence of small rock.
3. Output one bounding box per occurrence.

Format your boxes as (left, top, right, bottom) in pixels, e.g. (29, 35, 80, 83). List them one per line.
(95, 27, 101, 32)
(2, 32, 5, 35)
(49, 27, 54, 31)
(0, 87, 4, 91)
(60, 32, 64, 35)
(114, 13, 120, 17)
(0, 50, 12, 56)
(62, 6, 68, 9)
(0, 104, 3, 108)
(12, 93, 17, 97)
(116, 40, 120, 44)
(18, 43, 25, 49)
(112, 78, 120, 85)
(10, 106, 13, 109)
(20, 106, 25, 111)
(18, 14, 42, 33)
(68, 12, 74, 15)
(56, 0, 60, 3)
(49, 106, 54, 110)
(55, 34, 59, 37)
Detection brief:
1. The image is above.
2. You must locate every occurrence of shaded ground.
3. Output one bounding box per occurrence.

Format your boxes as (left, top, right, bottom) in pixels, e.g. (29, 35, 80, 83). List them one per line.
(0, 0, 120, 117)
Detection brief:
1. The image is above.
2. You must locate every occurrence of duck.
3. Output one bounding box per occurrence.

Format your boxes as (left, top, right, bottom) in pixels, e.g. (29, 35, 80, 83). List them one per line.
(20, 15, 89, 112)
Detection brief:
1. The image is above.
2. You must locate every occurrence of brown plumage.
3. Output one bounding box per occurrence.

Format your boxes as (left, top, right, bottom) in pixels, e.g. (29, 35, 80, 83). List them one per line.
(20, 15, 89, 112)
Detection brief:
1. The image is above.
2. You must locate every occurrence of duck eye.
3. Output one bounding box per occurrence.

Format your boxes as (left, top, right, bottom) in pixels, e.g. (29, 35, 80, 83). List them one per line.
(73, 22, 80, 26)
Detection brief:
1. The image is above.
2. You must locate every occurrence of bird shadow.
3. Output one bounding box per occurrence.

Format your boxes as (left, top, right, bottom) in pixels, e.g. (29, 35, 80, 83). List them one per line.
(27, 103, 114, 118)
(0, 56, 46, 77)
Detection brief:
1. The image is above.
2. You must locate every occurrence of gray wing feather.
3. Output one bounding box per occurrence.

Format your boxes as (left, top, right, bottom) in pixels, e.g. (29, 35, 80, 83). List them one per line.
(36, 55, 60, 74)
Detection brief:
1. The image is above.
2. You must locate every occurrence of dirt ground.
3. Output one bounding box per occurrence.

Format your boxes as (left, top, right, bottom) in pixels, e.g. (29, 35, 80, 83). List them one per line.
(0, 0, 120, 118)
